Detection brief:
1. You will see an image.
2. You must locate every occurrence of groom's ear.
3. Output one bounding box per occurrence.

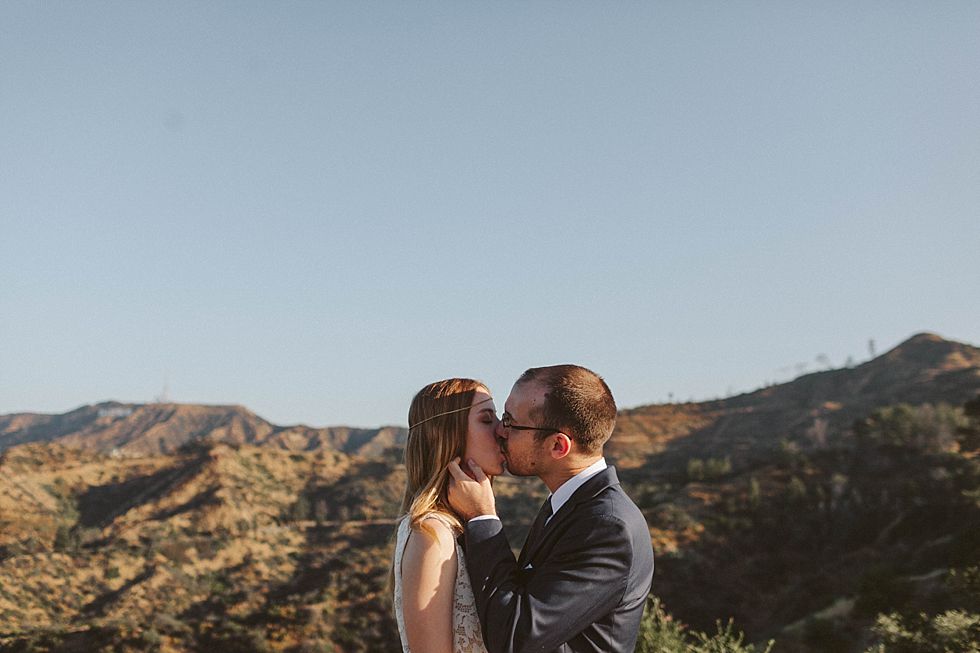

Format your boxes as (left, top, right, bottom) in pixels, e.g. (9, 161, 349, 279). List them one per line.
(550, 433, 572, 459)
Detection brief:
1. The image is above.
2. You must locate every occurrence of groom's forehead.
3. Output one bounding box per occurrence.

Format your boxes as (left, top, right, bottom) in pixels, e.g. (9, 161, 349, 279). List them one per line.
(507, 381, 544, 413)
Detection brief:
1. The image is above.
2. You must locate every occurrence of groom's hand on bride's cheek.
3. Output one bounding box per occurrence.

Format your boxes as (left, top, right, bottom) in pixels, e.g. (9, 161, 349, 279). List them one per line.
(462, 459, 493, 485)
(447, 457, 496, 520)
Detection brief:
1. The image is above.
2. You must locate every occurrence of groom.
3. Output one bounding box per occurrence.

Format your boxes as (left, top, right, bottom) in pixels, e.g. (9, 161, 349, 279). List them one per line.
(448, 364, 654, 653)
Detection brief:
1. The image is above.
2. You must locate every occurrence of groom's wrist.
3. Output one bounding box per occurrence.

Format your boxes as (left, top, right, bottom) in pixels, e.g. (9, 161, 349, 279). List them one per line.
(468, 514, 500, 523)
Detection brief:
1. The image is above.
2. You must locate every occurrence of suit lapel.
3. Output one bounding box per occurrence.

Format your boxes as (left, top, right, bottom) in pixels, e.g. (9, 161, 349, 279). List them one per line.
(519, 467, 620, 566)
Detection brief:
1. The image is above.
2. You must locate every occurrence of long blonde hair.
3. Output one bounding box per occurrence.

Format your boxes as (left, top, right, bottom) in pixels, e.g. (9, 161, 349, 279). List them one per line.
(388, 378, 484, 602)
(400, 377, 484, 535)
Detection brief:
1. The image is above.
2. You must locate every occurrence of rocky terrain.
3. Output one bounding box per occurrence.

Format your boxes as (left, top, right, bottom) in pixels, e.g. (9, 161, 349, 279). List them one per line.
(1, 332, 977, 652)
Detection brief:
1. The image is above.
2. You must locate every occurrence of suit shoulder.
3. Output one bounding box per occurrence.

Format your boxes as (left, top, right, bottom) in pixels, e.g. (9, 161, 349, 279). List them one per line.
(586, 484, 646, 520)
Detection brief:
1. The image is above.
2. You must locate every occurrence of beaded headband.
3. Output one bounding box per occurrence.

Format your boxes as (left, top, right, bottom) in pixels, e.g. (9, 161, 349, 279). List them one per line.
(409, 396, 494, 430)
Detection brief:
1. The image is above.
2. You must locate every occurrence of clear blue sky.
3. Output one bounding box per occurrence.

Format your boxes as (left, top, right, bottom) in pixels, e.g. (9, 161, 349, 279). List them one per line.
(2, 2, 978, 427)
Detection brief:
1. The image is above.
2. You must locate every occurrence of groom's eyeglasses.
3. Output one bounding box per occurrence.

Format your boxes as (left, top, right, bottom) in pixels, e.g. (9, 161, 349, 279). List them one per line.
(501, 413, 561, 434)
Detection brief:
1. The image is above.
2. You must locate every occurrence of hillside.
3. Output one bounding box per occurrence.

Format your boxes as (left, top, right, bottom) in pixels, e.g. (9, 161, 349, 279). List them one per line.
(610, 332, 980, 470)
(3, 332, 975, 466)
(0, 402, 407, 457)
(613, 334, 980, 649)
(0, 332, 977, 652)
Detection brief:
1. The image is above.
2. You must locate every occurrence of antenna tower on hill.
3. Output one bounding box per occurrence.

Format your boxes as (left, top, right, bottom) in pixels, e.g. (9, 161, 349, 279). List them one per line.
(155, 378, 170, 403)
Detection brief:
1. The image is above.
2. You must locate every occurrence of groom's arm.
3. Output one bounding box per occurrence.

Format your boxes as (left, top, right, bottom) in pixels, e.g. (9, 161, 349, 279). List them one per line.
(465, 513, 632, 653)
(446, 458, 633, 652)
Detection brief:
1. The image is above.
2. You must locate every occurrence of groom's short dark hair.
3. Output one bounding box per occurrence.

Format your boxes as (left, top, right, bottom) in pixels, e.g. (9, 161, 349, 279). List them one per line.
(517, 364, 617, 455)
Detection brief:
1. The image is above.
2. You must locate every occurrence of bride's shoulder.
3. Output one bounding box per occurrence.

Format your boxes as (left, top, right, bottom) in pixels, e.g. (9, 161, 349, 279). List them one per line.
(405, 513, 459, 554)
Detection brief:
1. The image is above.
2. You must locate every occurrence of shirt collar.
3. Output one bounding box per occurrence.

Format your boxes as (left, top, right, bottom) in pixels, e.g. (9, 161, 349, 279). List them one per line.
(547, 457, 607, 521)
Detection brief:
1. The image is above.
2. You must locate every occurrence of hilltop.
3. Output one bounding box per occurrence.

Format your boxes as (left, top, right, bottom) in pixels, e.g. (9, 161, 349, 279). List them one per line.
(0, 402, 407, 457)
(609, 332, 980, 469)
(2, 332, 976, 465)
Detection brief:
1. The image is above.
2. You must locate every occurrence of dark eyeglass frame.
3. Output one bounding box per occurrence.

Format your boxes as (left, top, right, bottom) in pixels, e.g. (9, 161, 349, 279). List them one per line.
(501, 413, 561, 434)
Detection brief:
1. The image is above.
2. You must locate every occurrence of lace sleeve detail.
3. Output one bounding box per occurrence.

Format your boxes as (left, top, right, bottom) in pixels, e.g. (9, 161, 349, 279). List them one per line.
(451, 542, 487, 653)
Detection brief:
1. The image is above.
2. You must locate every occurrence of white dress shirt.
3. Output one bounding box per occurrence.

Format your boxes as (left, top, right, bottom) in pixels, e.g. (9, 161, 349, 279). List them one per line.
(469, 457, 608, 524)
(545, 457, 607, 525)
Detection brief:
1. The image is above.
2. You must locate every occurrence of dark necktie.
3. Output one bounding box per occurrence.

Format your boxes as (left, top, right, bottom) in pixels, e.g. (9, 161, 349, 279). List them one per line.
(522, 496, 554, 557)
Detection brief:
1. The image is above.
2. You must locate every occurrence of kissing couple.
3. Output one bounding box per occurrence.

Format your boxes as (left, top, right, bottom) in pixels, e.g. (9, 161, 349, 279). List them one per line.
(391, 364, 655, 653)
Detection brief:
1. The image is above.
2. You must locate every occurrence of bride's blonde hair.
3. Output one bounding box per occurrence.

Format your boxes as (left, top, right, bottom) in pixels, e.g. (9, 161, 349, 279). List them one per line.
(400, 377, 485, 535)
(388, 378, 484, 602)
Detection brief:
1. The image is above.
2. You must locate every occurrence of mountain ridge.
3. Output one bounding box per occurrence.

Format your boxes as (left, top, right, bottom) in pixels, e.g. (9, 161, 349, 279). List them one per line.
(0, 401, 407, 457)
(2, 332, 977, 462)
(607, 332, 980, 469)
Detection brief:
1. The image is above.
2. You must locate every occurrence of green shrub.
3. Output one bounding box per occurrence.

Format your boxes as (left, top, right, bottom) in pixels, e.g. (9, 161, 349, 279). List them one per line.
(686, 457, 732, 482)
(687, 458, 706, 482)
(636, 596, 687, 652)
(635, 596, 774, 653)
(691, 619, 774, 653)
(866, 610, 980, 653)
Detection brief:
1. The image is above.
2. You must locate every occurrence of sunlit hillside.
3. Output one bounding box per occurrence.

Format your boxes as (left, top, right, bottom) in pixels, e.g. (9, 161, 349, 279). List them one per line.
(1, 333, 978, 652)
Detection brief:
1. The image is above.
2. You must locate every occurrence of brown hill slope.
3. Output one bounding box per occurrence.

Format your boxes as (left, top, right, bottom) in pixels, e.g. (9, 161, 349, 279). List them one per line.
(609, 332, 980, 471)
(3, 333, 974, 464)
(0, 402, 407, 457)
(0, 332, 977, 652)
(0, 440, 395, 649)
(607, 333, 980, 646)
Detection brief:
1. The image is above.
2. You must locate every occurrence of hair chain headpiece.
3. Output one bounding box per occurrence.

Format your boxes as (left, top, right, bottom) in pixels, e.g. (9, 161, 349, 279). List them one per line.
(409, 396, 494, 430)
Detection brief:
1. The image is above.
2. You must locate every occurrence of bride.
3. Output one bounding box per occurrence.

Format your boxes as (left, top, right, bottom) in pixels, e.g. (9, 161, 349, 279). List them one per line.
(392, 378, 504, 653)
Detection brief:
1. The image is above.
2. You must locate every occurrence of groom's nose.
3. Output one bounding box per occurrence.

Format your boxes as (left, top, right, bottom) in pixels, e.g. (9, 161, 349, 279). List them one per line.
(495, 421, 508, 439)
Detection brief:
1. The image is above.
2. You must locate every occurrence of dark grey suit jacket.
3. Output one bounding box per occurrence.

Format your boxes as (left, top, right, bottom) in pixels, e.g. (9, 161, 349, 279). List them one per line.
(464, 466, 655, 653)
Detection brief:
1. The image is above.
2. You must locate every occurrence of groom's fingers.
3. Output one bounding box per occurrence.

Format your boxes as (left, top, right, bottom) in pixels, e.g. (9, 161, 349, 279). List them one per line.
(466, 459, 489, 483)
(446, 458, 469, 483)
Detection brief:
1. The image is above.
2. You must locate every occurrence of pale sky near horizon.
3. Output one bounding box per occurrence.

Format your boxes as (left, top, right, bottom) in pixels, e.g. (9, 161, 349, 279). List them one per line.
(2, 2, 979, 427)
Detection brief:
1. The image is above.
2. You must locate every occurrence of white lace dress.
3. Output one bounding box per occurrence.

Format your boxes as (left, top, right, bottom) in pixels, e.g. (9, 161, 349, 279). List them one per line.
(393, 514, 488, 653)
